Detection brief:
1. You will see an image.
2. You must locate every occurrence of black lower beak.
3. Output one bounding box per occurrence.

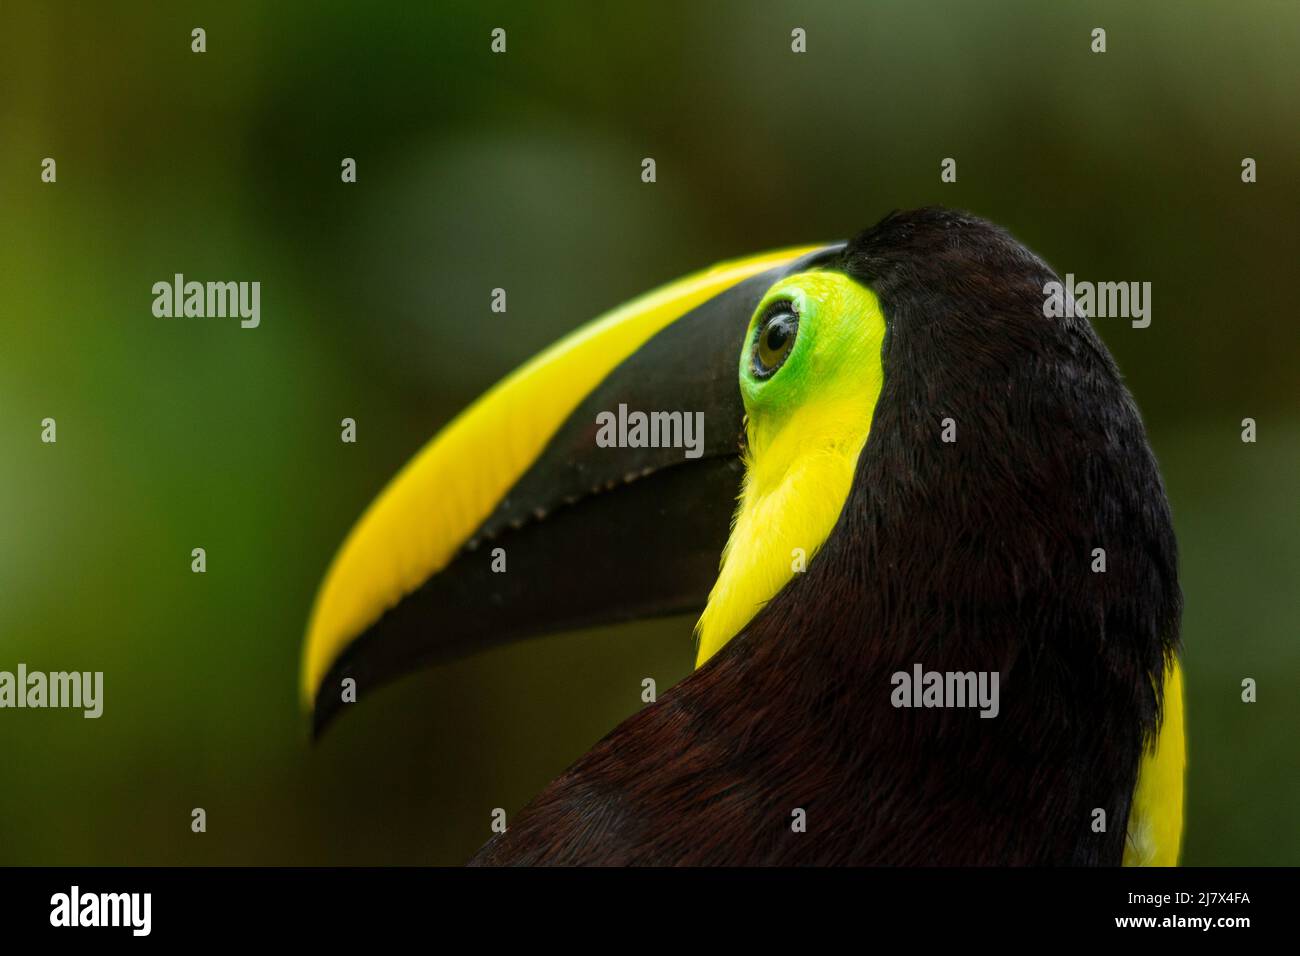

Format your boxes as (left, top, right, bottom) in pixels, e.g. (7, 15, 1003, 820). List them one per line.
(307, 245, 842, 735)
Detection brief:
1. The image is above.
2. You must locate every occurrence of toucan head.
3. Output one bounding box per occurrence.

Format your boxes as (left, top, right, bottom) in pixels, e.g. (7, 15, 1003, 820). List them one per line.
(302, 205, 1181, 816)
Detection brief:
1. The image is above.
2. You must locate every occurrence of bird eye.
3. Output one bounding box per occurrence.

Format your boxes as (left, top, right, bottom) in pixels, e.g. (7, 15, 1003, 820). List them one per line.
(751, 302, 799, 379)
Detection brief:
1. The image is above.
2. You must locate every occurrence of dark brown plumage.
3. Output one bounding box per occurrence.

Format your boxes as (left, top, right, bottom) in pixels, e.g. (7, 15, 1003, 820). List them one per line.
(470, 208, 1181, 865)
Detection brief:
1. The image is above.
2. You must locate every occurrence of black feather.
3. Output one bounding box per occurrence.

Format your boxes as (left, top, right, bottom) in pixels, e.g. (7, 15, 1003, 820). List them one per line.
(471, 207, 1181, 866)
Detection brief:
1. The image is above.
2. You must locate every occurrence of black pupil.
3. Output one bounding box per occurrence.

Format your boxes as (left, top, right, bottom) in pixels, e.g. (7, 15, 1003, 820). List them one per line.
(754, 308, 797, 377)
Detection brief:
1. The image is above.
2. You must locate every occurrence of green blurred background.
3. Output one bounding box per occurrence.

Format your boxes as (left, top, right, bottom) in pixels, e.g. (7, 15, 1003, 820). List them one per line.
(1, 1, 1296, 865)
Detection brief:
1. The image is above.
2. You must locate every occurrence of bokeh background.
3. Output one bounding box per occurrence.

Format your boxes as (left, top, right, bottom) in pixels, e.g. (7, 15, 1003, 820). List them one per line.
(1, 1, 1296, 865)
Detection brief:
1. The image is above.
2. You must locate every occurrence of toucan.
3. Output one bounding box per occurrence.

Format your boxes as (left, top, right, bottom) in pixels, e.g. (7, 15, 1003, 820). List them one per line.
(302, 207, 1184, 866)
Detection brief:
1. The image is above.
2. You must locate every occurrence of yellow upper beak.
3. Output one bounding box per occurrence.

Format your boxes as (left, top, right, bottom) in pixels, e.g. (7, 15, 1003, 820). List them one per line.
(301, 245, 826, 713)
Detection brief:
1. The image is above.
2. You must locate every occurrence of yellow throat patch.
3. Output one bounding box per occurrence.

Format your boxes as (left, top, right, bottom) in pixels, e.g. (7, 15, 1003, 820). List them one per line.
(695, 271, 886, 666)
(691, 268, 1185, 866)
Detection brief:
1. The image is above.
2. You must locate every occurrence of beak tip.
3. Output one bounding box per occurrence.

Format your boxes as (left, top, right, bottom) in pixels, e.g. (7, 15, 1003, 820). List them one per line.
(308, 693, 339, 742)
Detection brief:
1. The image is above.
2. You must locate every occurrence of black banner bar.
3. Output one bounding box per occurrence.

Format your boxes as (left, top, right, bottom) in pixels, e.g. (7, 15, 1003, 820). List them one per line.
(0, 866, 1286, 942)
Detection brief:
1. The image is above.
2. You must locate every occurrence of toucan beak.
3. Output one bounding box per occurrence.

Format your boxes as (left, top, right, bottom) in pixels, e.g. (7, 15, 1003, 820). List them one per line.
(303, 244, 843, 735)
